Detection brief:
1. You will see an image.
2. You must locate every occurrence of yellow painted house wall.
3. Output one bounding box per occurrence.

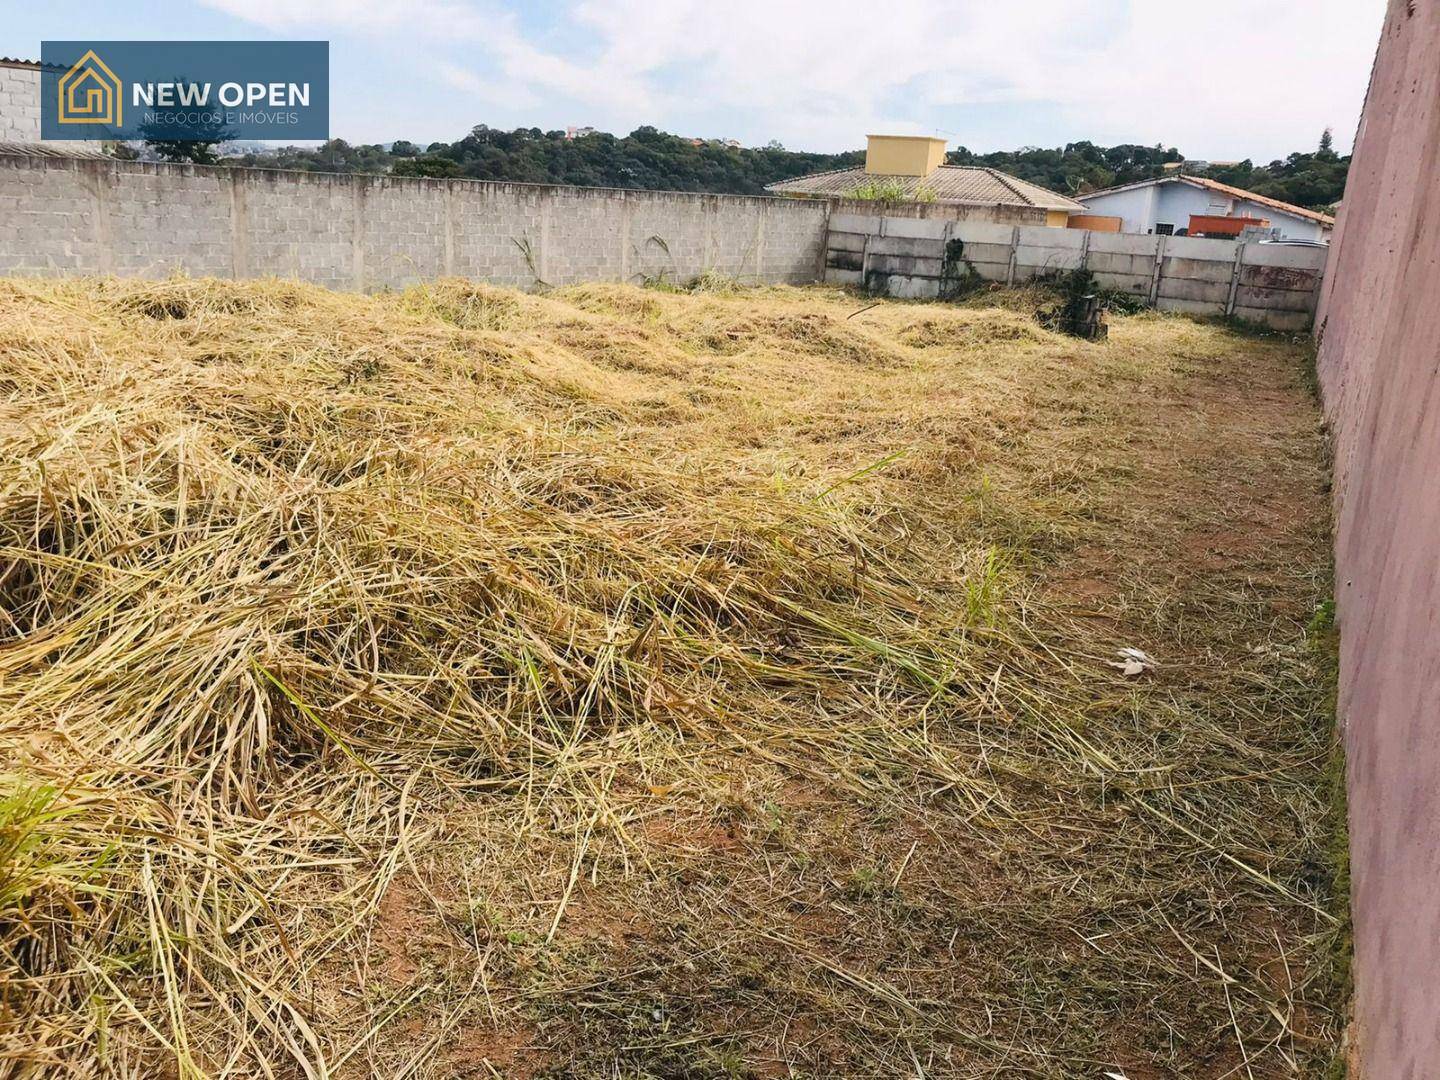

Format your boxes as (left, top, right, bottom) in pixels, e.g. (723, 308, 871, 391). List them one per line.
(864, 135, 947, 176)
(1045, 210, 1071, 228)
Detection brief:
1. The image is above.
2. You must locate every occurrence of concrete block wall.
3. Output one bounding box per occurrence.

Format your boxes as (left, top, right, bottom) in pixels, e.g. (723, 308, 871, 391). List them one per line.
(0, 151, 1326, 328)
(0, 154, 831, 290)
(824, 213, 1327, 329)
(945, 222, 1016, 281)
(0, 62, 42, 142)
(0, 156, 105, 275)
(1014, 224, 1086, 279)
(241, 171, 356, 288)
(1310, 1, 1440, 1075)
(1231, 243, 1326, 328)
(449, 181, 550, 289)
(1086, 232, 1161, 296)
(0, 60, 105, 152)
(827, 197, 1047, 226)
(107, 167, 234, 279)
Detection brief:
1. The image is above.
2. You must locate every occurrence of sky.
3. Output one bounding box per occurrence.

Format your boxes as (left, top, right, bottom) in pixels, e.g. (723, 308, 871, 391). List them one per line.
(5, 0, 1388, 160)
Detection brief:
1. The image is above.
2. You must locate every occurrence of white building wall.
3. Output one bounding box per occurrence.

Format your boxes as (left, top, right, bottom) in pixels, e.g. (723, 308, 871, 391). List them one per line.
(1074, 186, 1155, 233)
(1232, 197, 1329, 241)
(1156, 183, 1232, 232)
(0, 61, 42, 142)
(1079, 179, 1329, 241)
(1080, 182, 1230, 234)
(0, 60, 106, 152)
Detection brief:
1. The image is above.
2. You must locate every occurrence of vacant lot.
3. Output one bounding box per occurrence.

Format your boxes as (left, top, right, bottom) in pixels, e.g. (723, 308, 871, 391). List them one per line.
(0, 277, 1344, 1077)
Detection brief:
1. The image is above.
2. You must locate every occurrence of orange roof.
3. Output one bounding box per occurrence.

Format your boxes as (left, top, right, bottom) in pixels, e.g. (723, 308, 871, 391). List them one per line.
(1184, 175, 1335, 226)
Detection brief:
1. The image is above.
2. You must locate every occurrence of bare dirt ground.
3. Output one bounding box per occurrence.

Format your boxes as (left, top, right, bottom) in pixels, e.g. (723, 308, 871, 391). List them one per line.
(0, 277, 1346, 1078)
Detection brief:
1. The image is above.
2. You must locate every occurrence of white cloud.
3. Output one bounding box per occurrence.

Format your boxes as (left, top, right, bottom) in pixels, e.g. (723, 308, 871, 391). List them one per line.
(199, 0, 491, 37)
(1039, 0, 1386, 158)
(200, 0, 652, 115)
(433, 60, 541, 111)
(198, 0, 1387, 157)
(553, 0, 1384, 156)
(435, 62, 484, 95)
(482, 16, 653, 114)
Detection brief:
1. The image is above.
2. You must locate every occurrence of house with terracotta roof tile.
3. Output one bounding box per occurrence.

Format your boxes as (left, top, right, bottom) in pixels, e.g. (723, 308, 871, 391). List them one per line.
(1075, 174, 1334, 242)
(766, 134, 1083, 227)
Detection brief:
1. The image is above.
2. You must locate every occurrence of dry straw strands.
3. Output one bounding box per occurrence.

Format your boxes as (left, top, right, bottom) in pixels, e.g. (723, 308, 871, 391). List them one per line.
(0, 276, 1344, 1077)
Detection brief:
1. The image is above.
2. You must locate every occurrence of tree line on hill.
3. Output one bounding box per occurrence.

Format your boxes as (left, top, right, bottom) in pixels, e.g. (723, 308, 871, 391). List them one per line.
(136, 124, 1349, 212)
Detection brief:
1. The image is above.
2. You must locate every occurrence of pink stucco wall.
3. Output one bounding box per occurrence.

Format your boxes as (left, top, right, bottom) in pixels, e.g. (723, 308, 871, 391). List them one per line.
(1313, 0, 1440, 1075)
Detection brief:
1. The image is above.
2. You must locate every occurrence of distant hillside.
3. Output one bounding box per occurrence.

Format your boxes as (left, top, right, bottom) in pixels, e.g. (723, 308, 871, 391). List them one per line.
(220, 126, 1348, 212)
(225, 126, 862, 197)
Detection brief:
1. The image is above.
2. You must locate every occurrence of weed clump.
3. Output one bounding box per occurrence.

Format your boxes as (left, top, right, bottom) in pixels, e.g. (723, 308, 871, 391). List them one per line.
(1037, 267, 1147, 320)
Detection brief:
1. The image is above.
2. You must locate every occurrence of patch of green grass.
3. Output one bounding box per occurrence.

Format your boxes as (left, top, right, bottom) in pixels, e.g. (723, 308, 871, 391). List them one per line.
(1307, 595, 1352, 1078)
(851, 178, 913, 202)
(963, 546, 1009, 627)
(0, 779, 116, 925)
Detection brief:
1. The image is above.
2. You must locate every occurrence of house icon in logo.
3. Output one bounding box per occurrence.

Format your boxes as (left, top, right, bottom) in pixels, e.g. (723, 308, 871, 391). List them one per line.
(58, 50, 122, 126)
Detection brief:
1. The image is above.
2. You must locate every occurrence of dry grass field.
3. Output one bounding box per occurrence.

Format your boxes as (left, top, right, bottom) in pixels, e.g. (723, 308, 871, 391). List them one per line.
(0, 276, 1346, 1078)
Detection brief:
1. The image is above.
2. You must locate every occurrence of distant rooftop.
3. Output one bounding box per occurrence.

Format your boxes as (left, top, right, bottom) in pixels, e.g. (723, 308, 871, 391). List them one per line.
(0, 141, 112, 160)
(0, 57, 63, 71)
(1080, 174, 1335, 227)
(765, 165, 1084, 213)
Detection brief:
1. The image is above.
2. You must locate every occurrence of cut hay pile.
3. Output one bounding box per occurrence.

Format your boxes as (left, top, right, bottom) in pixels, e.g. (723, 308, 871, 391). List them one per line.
(1, 276, 1345, 1077)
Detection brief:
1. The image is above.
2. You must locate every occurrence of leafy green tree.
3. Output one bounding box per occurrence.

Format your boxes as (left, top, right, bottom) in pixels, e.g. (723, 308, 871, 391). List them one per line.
(232, 138, 394, 174)
(218, 126, 1349, 211)
(137, 73, 234, 164)
(391, 155, 461, 178)
(143, 139, 222, 164)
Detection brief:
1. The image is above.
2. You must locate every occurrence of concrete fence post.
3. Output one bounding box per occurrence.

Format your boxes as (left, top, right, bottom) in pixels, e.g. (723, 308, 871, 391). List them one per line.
(620, 192, 633, 283)
(351, 179, 367, 291)
(940, 220, 955, 297)
(1079, 228, 1091, 271)
(705, 195, 718, 271)
(1148, 233, 1168, 306)
(85, 160, 113, 275)
(538, 189, 552, 285)
(1225, 242, 1245, 316)
(443, 181, 456, 277)
(815, 200, 832, 283)
(228, 171, 249, 280)
(1005, 225, 1020, 285)
(753, 200, 765, 283)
